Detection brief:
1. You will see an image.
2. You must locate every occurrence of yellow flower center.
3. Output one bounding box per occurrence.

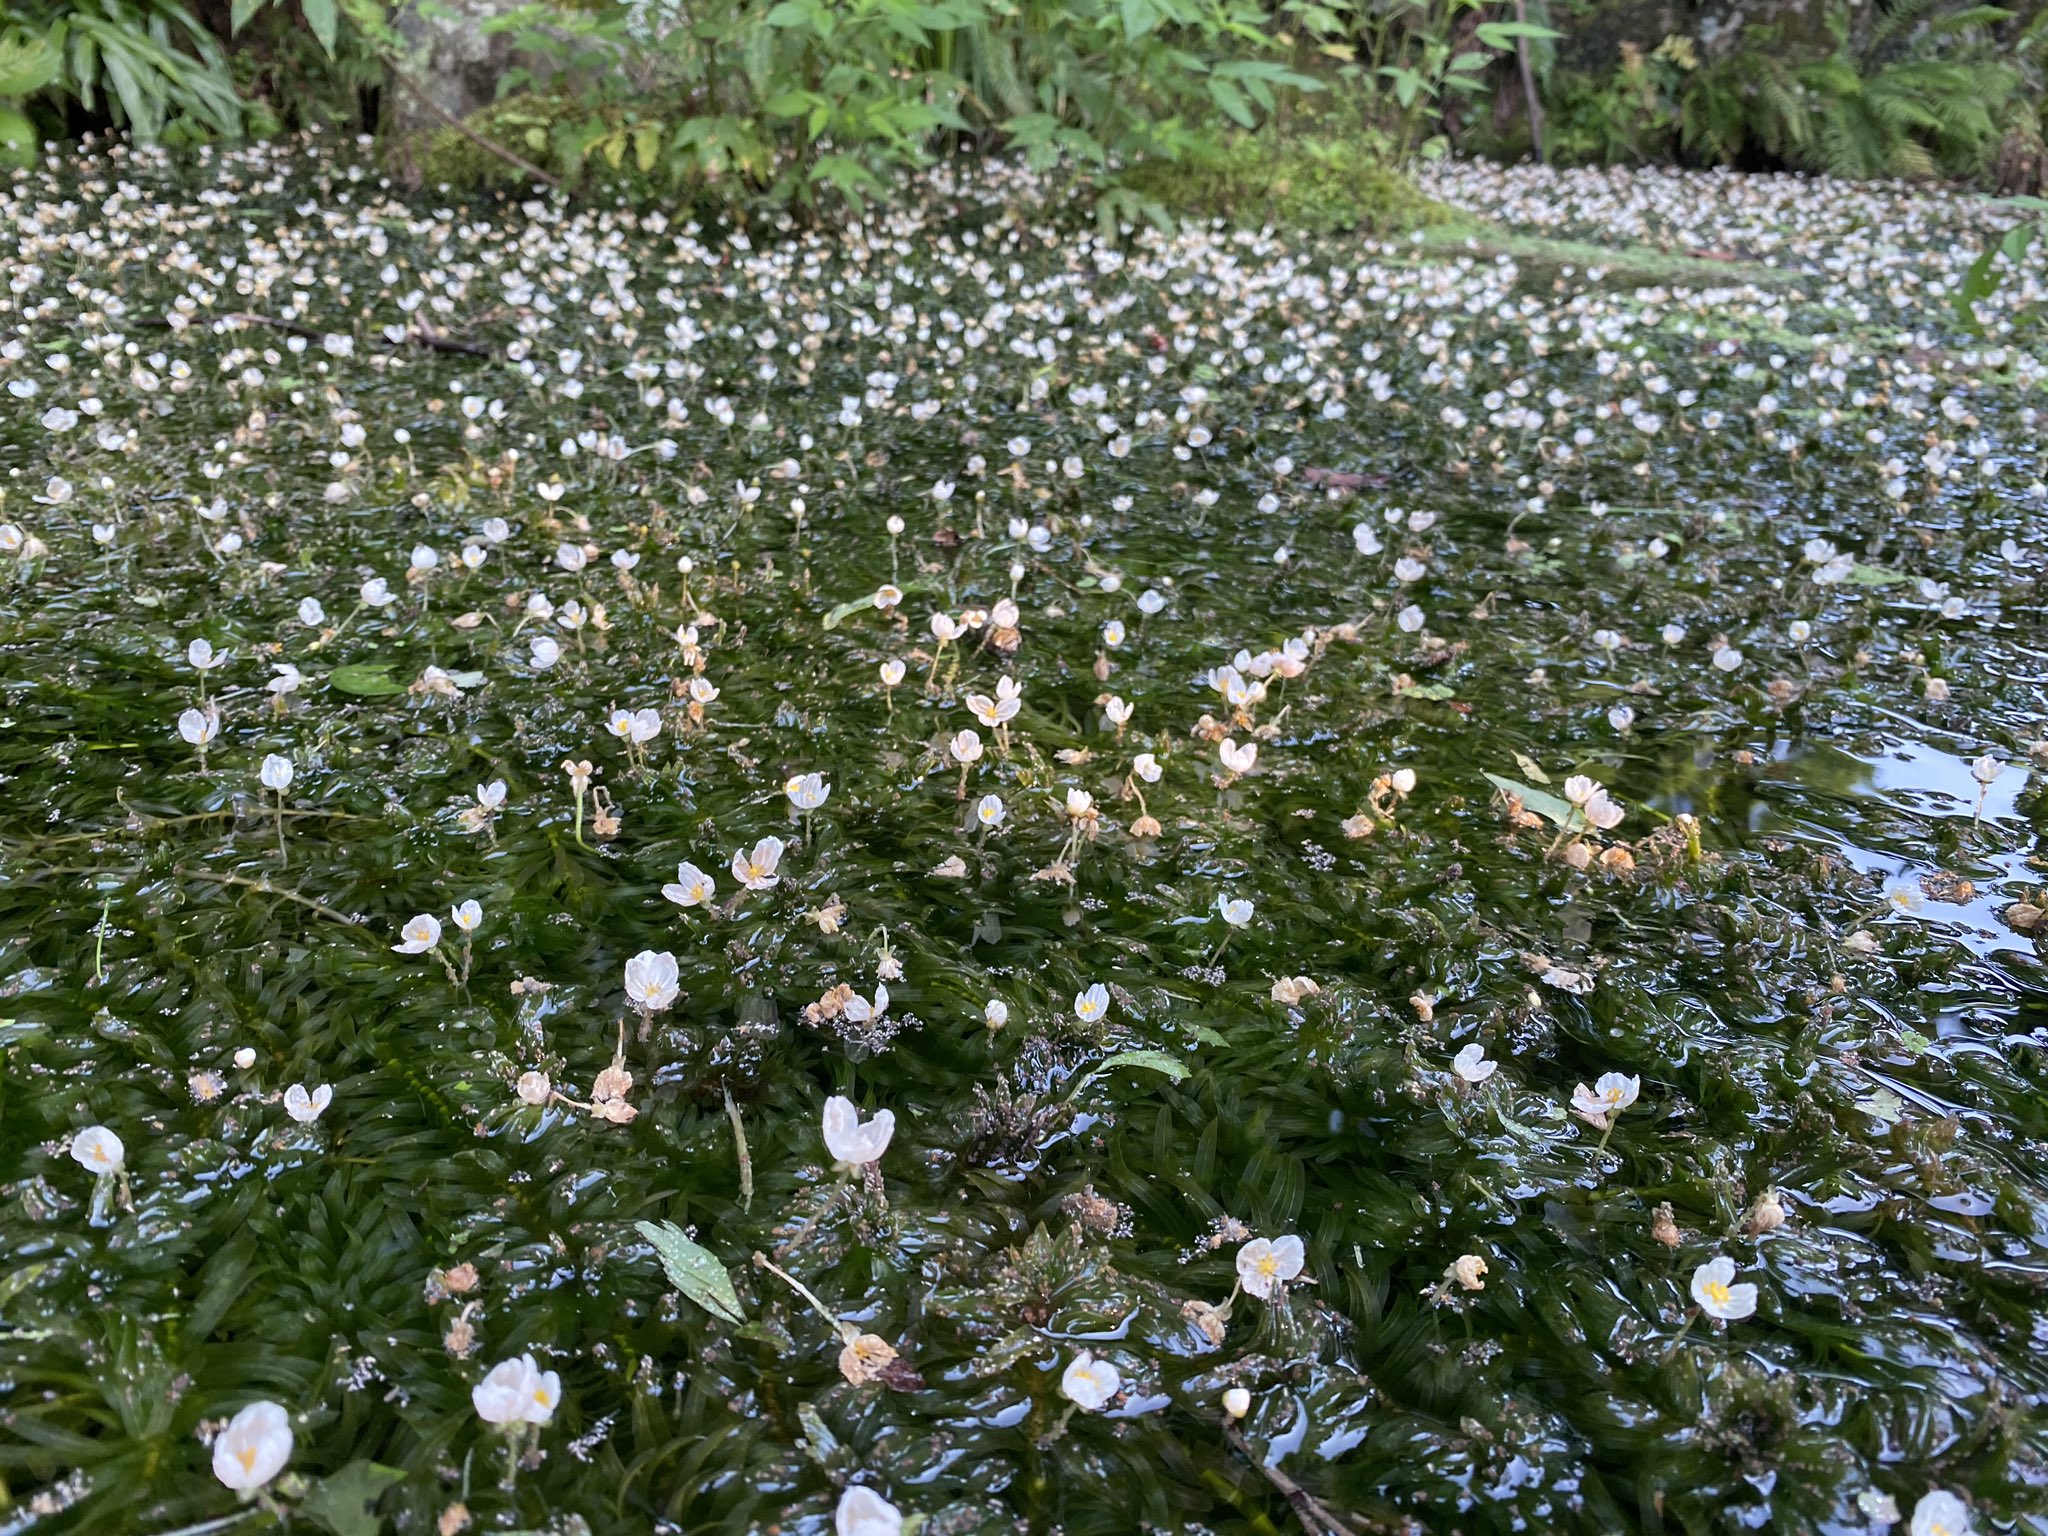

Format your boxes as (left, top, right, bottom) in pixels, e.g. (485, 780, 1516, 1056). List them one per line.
(237, 1446, 257, 1471)
(1704, 1280, 1731, 1306)
(1256, 1256, 1280, 1277)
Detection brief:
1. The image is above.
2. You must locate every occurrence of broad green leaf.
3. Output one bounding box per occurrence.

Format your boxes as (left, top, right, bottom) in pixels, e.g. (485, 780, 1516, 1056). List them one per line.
(302, 1460, 406, 1536)
(1077, 1049, 1190, 1094)
(1483, 772, 1576, 828)
(635, 1220, 745, 1324)
(303, 0, 338, 55)
(328, 664, 405, 697)
(1845, 563, 1910, 587)
(1512, 751, 1550, 784)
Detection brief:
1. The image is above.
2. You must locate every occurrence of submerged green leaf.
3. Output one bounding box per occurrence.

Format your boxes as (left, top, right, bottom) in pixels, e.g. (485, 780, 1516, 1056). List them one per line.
(635, 1221, 746, 1323)
(328, 664, 406, 697)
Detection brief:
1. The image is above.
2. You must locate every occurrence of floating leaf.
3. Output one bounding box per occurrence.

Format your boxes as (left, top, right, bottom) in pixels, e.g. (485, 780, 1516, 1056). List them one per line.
(302, 1460, 406, 1536)
(1074, 1048, 1190, 1096)
(635, 1220, 745, 1324)
(1512, 751, 1550, 784)
(1846, 563, 1910, 587)
(329, 663, 406, 697)
(1484, 772, 1577, 828)
(822, 593, 878, 630)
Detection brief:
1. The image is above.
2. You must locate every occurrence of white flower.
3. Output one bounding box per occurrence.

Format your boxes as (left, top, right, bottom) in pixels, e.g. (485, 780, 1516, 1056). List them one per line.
(267, 665, 303, 697)
(822, 1095, 895, 1165)
(259, 754, 293, 792)
(879, 659, 906, 687)
(283, 1083, 332, 1124)
(624, 950, 680, 1013)
(212, 1400, 293, 1491)
(530, 635, 561, 669)
(70, 1125, 124, 1174)
(472, 1353, 561, 1425)
(393, 913, 442, 954)
(1060, 1351, 1120, 1410)
(556, 542, 587, 573)
(1572, 1073, 1639, 1117)
(785, 772, 830, 811)
(949, 729, 984, 766)
(476, 780, 506, 811)
(451, 900, 483, 934)
(663, 861, 717, 908)
(516, 1070, 552, 1106)
(1689, 1256, 1759, 1321)
(1133, 752, 1162, 784)
(836, 1486, 903, 1536)
(1452, 1044, 1496, 1083)
(187, 637, 227, 671)
(1065, 788, 1096, 820)
(1218, 894, 1254, 927)
(1222, 1386, 1251, 1419)
(984, 999, 1009, 1028)
(361, 577, 397, 608)
(1236, 1235, 1306, 1299)
(732, 836, 785, 890)
(1971, 754, 2002, 787)
(844, 984, 890, 1025)
(1582, 790, 1625, 831)
(1104, 697, 1132, 727)
(177, 707, 219, 747)
(1074, 983, 1110, 1023)
(976, 794, 1006, 828)
(1219, 740, 1257, 775)
(1911, 1491, 1971, 1536)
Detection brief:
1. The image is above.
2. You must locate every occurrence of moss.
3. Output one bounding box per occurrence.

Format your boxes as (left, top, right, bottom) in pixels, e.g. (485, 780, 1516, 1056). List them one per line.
(1122, 104, 1457, 234)
(409, 95, 578, 192)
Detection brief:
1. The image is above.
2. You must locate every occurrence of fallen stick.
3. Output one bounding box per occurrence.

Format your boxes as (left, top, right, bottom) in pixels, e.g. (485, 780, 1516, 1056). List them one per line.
(1222, 1421, 1368, 1536)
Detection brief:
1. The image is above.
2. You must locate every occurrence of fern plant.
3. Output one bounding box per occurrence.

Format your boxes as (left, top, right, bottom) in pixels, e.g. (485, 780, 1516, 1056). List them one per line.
(1672, 0, 2019, 181)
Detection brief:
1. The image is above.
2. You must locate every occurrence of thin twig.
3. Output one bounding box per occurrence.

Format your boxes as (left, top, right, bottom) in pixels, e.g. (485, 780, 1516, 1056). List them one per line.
(170, 867, 365, 928)
(8, 808, 367, 849)
(1222, 1421, 1367, 1536)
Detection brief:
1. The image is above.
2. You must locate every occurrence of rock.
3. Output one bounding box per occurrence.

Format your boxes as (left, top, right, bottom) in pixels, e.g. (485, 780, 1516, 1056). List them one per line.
(386, 0, 536, 141)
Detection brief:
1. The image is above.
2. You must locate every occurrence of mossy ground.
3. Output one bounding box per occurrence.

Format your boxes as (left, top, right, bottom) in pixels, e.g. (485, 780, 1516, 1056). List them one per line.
(1121, 107, 1458, 233)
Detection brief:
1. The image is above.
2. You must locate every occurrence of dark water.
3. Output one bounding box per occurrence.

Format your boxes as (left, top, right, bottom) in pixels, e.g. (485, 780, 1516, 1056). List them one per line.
(0, 144, 2045, 1536)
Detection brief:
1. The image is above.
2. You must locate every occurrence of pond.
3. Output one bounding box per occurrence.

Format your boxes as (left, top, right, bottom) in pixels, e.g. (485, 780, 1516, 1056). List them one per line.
(1, 143, 2045, 1536)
